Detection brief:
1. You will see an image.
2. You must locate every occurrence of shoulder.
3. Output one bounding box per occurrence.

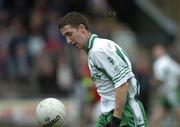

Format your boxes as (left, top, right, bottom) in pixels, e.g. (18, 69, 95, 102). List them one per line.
(91, 37, 119, 54)
(154, 55, 180, 71)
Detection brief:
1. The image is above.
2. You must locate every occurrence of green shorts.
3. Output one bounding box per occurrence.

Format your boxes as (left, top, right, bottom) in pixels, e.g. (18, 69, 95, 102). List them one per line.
(160, 96, 173, 109)
(95, 99, 147, 127)
(159, 88, 180, 110)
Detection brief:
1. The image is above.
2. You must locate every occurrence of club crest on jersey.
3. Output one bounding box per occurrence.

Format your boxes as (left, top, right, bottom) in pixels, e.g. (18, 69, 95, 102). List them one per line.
(107, 56, 115, 65)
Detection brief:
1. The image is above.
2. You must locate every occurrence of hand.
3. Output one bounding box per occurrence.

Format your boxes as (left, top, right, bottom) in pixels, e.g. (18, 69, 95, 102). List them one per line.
(103, 116, 121, 127)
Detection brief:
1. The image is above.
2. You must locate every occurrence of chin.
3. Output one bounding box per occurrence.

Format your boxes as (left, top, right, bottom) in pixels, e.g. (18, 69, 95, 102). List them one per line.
(76, 47, 82, 49)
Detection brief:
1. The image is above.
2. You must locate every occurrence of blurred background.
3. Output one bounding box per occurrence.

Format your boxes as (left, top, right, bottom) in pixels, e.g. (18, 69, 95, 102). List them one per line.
(0, 0, 179, 127)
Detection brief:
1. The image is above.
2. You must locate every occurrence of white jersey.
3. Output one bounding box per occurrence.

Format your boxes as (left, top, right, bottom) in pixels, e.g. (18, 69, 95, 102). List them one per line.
(86, 34, 140, 113)
(153, 54, 180, 106)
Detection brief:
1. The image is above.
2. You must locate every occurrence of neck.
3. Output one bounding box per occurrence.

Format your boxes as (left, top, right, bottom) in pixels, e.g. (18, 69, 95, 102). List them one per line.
(84, 32, 92, 50)
(87, 32, 91, 40)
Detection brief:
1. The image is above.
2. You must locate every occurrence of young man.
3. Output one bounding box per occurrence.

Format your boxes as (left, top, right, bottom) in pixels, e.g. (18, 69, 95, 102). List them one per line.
(150, 44, 180, 127)
(59, 12, 147, 127)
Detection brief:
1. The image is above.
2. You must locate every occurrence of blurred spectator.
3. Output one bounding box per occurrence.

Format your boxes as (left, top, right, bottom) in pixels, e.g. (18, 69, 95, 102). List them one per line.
(111, 22, 139, 64)
(56, 49, 74, 97)
(27, 35, 45, 61)
(87, 0, 110, 18)
(0, 46, 9, 80)
(92, 19, 114, 38)
(13, 42, 31, 82)
(149, 44, 180, 127)
(45, 9, 64, 55)
(36, 49, 59, 95)
(0, 9, 9, 24)
(134, 52, 151, 114)
(6, 16, 29, 81)
(0, 0, 4, 10)
(0, 25, 9, 80)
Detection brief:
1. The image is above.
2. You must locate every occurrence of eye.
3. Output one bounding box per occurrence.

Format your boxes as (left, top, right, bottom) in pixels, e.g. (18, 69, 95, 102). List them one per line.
(66, 32, 72, 36)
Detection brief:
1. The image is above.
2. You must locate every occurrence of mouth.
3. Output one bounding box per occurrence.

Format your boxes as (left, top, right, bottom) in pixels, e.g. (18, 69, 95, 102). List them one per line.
(73, 43, 79, 47)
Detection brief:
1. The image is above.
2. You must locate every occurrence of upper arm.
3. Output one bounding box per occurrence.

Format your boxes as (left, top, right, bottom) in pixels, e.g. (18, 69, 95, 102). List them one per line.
(92, 46, 134, 87)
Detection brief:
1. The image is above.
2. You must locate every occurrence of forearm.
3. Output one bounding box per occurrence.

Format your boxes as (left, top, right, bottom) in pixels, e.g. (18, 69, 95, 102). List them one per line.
(113, 82, 129, 118)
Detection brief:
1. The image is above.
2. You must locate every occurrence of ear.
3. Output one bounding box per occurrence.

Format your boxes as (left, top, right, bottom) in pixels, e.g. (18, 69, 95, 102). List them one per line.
(79, 24, 86, 30)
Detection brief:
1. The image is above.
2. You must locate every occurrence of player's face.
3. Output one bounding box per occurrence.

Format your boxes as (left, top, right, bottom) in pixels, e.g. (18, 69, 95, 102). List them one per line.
(61, 25, 87, 49)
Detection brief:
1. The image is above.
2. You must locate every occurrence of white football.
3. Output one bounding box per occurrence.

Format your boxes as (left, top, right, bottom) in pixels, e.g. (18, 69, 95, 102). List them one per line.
(36, 98, 66, 127)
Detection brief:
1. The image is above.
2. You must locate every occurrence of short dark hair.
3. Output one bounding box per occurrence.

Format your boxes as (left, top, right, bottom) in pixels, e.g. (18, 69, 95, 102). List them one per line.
(58, 12, 90, 31)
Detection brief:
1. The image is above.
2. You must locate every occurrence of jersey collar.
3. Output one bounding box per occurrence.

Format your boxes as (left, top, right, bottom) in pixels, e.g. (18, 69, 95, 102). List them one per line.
(86, 34, 97, 54)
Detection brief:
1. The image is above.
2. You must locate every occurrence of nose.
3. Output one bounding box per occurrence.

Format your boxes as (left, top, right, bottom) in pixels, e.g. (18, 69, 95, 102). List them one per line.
(66, 37, 72, 44)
